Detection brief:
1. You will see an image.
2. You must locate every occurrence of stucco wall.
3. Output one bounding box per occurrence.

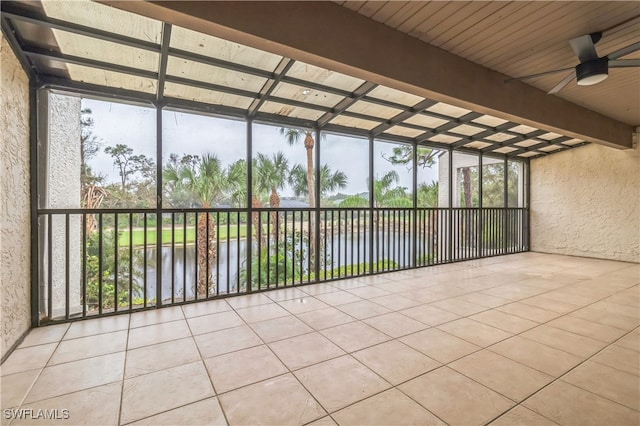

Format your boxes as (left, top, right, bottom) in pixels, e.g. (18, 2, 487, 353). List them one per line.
(47, 94, 82, 315)
(1, 35, 31, 359)
(530, 142, 640, 263)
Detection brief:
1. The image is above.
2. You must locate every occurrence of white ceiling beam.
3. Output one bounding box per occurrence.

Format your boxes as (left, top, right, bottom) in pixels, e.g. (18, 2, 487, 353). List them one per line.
(102, 1, 634, 149)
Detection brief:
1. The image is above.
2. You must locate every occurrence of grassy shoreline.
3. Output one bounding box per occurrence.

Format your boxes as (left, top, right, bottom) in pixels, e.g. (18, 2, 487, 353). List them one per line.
(117, 225, 248, 247)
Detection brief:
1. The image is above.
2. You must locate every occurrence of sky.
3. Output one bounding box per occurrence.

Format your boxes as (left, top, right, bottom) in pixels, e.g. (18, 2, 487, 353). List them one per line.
(84, 98, 439, 198)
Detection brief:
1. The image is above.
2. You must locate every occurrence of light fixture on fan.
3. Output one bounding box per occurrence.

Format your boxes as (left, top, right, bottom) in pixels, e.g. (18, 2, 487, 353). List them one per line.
(507, 26, 640, 94)
(575, 57, 608, 86)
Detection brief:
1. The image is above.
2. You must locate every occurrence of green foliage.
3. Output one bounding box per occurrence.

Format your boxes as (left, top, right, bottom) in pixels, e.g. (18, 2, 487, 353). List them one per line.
(382, 145, 437, 170)
(309, 260, 398, 280)
(289, 163, 348, 199)
(417, 181, 439, 208)
(85, 230, 144, 310)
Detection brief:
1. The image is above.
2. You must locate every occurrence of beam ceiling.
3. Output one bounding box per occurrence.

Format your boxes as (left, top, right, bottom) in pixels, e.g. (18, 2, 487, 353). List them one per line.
(102, 1, 635, 150)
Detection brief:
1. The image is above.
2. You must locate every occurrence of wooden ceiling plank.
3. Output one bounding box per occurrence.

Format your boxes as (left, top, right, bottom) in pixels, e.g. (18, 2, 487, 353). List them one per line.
(428, 2, 507, 49)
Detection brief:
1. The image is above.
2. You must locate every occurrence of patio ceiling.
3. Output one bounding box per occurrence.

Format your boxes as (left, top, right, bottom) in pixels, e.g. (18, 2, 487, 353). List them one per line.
(5, 1, 632, 159)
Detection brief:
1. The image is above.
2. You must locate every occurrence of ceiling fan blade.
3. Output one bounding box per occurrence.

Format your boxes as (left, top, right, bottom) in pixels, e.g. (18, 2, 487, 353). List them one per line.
(608, 42, 640, 60)
(548, 72, 576, 94)
(505, 67, 574, 82)
(569, 34, 598, 62)
(609, 59, 640, 67)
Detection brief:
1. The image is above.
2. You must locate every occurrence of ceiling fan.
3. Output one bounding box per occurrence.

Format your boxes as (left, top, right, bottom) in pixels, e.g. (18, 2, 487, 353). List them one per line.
(509, 32, 640, 94)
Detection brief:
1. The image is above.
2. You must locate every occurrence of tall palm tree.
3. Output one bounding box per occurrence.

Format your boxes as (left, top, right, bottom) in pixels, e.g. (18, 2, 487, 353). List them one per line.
(164, 153, 225, 297)
(288, 163, 348, 201)
(279, 128, 315, 208)
(253, 152, 289, 242)
(280, 128, 319, 269)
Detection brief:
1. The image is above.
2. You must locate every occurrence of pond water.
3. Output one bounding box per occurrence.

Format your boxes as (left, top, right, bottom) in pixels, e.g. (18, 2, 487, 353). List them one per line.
(137, 231, 428, 300)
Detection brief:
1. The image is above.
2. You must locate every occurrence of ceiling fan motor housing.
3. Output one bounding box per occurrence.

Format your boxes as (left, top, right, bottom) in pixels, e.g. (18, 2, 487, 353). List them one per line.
(575, 57, 609, 86)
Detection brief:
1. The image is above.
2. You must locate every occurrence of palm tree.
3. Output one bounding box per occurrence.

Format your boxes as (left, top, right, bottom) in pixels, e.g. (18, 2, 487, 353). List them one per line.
(163, 153, 225, 297)
(288, 163, 348, 201)
(280, 128, 320, 270)
(417, 181, 439, 208)
(253, 152, 289, 242)
(279, 128, 316, 207)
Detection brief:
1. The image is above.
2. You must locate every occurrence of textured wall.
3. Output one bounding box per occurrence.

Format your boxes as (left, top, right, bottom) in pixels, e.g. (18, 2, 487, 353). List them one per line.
(1, 34, 31, 359)
(531, 143, 640, 262)
(47, 94, 82, 315)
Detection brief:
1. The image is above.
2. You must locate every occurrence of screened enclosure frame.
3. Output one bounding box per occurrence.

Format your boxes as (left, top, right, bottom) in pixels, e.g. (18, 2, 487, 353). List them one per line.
(0, 0, 560, 325)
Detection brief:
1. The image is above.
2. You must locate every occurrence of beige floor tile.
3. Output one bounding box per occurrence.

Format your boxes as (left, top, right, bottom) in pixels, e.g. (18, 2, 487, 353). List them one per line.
(346, 285, 391, 299)
(455, 292, 510, 308)
(336, 300, 391, 319)
(429, 298, 487, 316)
(219, 373, 326, 425)
(400, 328, 480, 363)
(355, 275, 393, 285)
(128, 319, 191, 349)
(538, 290, 598, 307)
(15, 382, 121, 426)
(205, 345, 287, 393)
(235, 303, 290, 323)
(438, 318, 513, 347)
(294, 355, 390, 412)
(520, 296, 581, 314)
(194, 325, 263, 358)
(592, 344, 640, 376)
(1, 369, 40, 409)
(265, 287, 309, 302)
(450, 350, 553, 401)
(470, 310, 538, 334)
(399, 367, 514, 426)
(125, 337, 200, 378)
(301, 283, 341, 295)
(295, 307, 356, 330)
(570, 304, 640, 330)
(129, 306, 184, 328)
(18, 324, 69, 348)
(496, 302, 560, 322)
(331, 278, 369, 289)
(307, 416, 337, 426)
(489, 336, 581, 377)
(562, 361, 639, 410)
(521, 325, 606, 358)
(332, 388, 445, 426)
(489, 406, 558, 426)
(278, 297, 329, 314)
(352, 340, 440, 385)
(64, 315, 129, 340)
(315, 291, 363, 306)
(399, 304, 460, 326)
(269, 332, 345, 370)
(249, 315, 313, 343)
(320, 321, 390, 352)
(121, 361, 214, 424)
(187, 311, 244, 335)
(363, 312, 427, 338)
(524, 381, 639, 426)
(225, 293, 272, 309)
(49, 330, 127, 365)
(128, 397, 227, 426)
(181, 299, 231, 318)
(368, 294, 422, 310)
(1, 343, 57, 376)
(547, 315, 627, 343)
(26, 352, 124, 403)
(614, 331, 640, 352)
(400, 288, 441, 303)
(481, 284, 545, 301)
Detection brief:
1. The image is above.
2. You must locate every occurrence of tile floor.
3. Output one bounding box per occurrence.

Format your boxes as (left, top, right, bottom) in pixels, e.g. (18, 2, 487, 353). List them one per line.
(1, 252, 639, 426)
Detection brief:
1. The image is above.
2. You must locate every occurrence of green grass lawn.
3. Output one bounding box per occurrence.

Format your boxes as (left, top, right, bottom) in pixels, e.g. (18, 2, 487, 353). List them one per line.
(118, 224, 248, 247)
